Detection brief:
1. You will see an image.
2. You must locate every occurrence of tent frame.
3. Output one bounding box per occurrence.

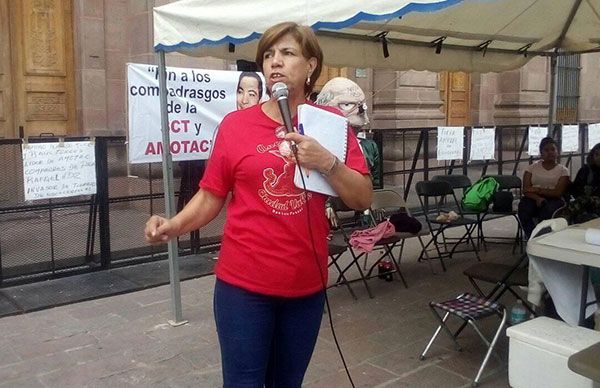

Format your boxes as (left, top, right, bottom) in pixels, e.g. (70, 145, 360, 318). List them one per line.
(153, 0, 590, 323)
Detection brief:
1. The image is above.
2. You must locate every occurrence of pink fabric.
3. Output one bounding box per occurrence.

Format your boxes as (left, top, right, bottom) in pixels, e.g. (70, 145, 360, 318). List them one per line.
(349, 220, 396, 253)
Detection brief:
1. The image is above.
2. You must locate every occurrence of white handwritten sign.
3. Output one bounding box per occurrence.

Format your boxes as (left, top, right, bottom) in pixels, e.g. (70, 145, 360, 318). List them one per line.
(22, 141, 97, 201)
(561, 125, 579, 152)
(469, 127, 495, 161)
(437, 126, 464, 161)
(588, 123, 600, 150)
(528, 126, 548, 156)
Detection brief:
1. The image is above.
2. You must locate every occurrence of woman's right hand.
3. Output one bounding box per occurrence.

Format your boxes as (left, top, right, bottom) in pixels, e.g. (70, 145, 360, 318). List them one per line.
(145, 215, 178, 244)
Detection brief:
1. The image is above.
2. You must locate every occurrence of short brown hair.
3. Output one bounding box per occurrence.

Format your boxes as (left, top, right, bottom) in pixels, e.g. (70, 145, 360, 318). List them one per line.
(255, 22, 323, 96)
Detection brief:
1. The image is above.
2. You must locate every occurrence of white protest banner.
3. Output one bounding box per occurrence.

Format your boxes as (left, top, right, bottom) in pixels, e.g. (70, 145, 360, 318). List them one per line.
(527, 126, 548, 156)
(437, 126, 464, 161)
(561, 124, 579, 152)
(22, 141, 96, 201)
(127, 63, 266, 163)
(588, 123, 600, 150)
(469, 127, 495, 161)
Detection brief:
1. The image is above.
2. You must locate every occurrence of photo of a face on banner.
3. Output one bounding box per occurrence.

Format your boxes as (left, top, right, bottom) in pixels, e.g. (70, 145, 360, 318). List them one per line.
(236, 72, 263, 110)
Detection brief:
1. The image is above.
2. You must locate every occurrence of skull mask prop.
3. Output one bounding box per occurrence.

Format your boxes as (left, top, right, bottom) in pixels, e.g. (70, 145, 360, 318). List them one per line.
(316, 77, 369, 129)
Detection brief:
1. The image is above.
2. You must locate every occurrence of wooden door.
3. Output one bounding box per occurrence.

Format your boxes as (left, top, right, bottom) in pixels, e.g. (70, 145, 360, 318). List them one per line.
(440, 71, 471, 126)
(0, 0, 75, 138)
(314, 65, 348, 93)
(0, 0, 13, 137)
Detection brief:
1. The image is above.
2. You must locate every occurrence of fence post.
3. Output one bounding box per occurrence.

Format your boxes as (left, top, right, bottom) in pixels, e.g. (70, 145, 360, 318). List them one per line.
(462, 126, 469, 176)
(497, 126, 503, 175)
(95, 137, 111, 269)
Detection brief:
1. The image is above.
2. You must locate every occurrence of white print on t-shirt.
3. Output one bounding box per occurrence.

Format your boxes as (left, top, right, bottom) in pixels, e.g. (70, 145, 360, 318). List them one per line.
(256, 126, 312, 216)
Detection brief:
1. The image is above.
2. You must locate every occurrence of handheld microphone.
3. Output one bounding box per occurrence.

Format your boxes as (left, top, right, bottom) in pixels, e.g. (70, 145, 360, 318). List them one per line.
(271, 82, 294, 134)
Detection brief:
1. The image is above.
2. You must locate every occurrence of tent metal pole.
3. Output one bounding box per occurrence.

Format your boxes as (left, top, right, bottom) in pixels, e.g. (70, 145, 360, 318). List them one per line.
(157, 50, 187, 327)
(548, 54, 558, 129)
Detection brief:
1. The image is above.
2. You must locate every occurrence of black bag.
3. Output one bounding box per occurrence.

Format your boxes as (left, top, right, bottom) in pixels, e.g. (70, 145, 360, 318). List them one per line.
(389, 213, 422, 234)
(492, 191, 514, 213)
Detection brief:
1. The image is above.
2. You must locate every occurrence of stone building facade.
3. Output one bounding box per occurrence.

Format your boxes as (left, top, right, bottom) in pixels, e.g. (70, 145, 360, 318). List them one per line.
(2, 0, 600, 138)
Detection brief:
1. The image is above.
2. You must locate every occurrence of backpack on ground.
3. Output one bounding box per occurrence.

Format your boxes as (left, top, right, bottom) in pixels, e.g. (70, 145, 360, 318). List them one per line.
(461, 177, 500, 212)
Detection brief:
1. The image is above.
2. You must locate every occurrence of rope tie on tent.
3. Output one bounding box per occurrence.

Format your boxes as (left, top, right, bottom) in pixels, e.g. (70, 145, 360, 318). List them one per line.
(376, 31, 390, 58)
(517, 43, 532, 57)
(477, 40, 492, 57)
(431, 36, 446, 54)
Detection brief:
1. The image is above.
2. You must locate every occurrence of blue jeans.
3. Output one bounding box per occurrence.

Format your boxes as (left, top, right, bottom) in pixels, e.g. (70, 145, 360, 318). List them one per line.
(214, 279, 325, 388)
(518, 196, 565, 238)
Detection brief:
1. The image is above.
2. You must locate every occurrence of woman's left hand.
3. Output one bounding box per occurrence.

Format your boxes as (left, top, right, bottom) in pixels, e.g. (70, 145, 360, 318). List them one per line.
(284, 132, 334, 174)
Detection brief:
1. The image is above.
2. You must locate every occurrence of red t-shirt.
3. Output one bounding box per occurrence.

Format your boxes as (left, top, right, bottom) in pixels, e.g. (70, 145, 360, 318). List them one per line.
(200, 102, 369, 297)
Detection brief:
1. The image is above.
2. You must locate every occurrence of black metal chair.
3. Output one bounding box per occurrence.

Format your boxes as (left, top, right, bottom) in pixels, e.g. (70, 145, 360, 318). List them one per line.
(370, 189, 435, 273)
(416, 180, 481, 271)
(480, 174, 524, 253)
(463, 253, 536, 316)
(431, 174, 487, 249)
(327, 242, 357, 299)
(330, 197, 407, 299)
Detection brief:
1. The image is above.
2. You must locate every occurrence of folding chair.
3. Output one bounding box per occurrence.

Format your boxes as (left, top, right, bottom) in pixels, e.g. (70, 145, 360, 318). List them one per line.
(370, 189, 435, 273)
(463, 253, 536, 316)
(416, 180, 481, 272)
(432, 174, 486, 249)
(327, 242, 357, 299)
(419, 293, 507, 387)
(330, 197, 407, 299)
(479, 174, 524, 253)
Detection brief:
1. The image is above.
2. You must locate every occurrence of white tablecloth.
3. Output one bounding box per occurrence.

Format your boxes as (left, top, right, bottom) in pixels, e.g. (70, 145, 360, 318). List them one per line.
(526, 219, 600, 326)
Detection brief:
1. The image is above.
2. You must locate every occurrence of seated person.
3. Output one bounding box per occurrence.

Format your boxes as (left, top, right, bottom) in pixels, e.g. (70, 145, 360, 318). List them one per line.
(518, 137, 570, 238)
(563, 142, 600, 224)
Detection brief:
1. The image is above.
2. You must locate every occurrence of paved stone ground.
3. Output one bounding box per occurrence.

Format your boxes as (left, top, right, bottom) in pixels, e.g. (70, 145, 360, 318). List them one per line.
(0, 219, 542, 387)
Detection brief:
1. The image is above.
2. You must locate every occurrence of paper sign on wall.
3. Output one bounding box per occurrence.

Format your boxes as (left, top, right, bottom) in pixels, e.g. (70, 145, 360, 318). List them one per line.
(528, 126, 548, 156)
(22, 141, 96, 201)
(469, 127, 495, 161)
(561, 125, 579, 152)
(437, 126, 464, 161)
(588, 123, 600, 150)
(127, 63, 266, 163)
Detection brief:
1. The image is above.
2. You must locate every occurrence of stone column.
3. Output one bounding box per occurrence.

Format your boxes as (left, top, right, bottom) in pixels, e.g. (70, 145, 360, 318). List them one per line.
(371, 69, 445, 186)
(579, 52, 600, 123)
(493, 56, 550, 125)
(73, 0, 108, 135)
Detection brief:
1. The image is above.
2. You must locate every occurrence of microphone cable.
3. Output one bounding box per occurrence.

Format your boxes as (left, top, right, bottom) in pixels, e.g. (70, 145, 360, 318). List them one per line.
(290, 141, 356, 388)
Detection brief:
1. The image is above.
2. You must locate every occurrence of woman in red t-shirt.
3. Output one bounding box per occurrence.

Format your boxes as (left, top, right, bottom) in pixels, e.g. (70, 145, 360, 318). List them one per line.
(145, 22, 372, 387)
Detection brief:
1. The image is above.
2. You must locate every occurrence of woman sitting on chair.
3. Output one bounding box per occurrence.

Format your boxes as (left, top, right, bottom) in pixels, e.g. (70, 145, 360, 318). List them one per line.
(518, 137, 570, 238)
(563, 142, 600, 224)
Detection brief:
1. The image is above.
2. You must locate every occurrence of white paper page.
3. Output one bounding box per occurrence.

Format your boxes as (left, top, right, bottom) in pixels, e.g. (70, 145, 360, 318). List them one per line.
(588, 123, 600, 150)
(437, 126, 464, 161)
(561, 124, 579, 152)
(528, 126, 548, 156)
(294, 104, 348, 196)
(469, 127, 495, 161)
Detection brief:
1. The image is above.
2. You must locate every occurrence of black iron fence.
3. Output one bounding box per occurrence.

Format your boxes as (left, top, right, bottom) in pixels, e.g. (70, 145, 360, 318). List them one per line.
(0, 124, 595, 285)
(0, 136, 224, 286)
(378, 123, 593, 209)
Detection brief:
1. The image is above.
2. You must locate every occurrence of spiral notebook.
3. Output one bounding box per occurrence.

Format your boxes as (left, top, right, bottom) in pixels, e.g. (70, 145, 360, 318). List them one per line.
(294, 104, 348, 196)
